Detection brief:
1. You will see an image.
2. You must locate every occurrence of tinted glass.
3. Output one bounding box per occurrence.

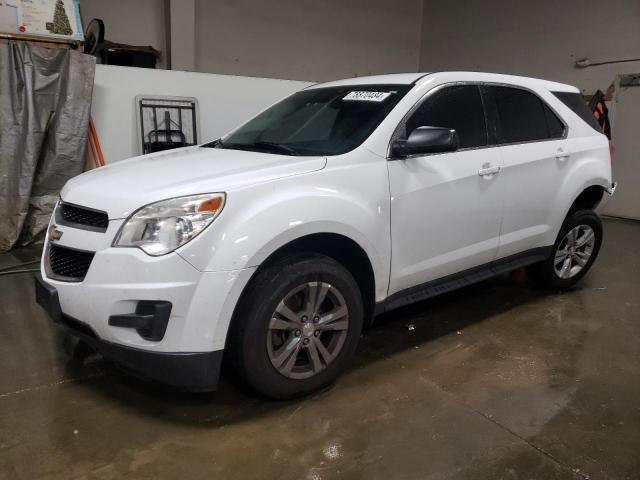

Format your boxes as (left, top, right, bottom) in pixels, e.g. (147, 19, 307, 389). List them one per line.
(405, 85, 487, 149)
(543, 103, 565, 138)
(214, 85, 410, 156)
(552, 91, 601, 132)
(492, 86, 551, 143)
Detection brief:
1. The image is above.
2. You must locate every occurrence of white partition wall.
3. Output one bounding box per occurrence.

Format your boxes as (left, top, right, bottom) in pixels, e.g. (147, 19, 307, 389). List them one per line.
(604, 76, 640, 220)
(91, 65, 311, 163)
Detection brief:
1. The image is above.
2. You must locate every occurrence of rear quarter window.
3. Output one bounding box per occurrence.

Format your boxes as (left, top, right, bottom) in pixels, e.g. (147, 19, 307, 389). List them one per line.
(552, 91, 602, 133)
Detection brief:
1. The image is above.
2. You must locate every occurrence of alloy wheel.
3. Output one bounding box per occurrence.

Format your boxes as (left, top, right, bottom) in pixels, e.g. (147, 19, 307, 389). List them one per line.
(553, 225, 596, 279)
(267, 282, 349, 379)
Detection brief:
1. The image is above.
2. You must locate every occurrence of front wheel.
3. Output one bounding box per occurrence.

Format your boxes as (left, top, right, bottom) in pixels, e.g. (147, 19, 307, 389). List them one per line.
(229, 253, 364, 400)
(528, 209, 603, 290)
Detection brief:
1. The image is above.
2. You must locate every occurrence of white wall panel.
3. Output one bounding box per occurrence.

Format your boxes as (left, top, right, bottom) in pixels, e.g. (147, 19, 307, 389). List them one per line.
(91, 65, 311, 163)
(605, 80, 640, 220)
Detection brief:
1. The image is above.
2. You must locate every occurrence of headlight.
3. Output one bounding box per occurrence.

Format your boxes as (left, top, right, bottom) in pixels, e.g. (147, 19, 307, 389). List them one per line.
(113, 193, 225, 256)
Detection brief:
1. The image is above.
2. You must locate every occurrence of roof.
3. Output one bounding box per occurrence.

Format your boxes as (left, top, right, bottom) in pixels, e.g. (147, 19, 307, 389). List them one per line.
(305, 72, 579, 93)
(304, 73, 428, 89)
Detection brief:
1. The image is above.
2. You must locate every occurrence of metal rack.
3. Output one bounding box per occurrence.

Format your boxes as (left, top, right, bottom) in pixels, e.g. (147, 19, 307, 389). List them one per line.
(135, 95, 199, 155)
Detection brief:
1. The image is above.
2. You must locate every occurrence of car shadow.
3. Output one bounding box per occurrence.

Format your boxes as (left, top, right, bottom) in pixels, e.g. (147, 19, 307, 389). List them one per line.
(58, 268, 562, 428)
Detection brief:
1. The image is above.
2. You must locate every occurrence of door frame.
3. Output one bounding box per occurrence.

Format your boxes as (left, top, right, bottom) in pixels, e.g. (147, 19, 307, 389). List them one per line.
(385, 81, 568, 161)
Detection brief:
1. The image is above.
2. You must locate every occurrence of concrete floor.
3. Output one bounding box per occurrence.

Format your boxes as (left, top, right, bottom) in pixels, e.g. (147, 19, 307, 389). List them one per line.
(0, 217, 638, 480)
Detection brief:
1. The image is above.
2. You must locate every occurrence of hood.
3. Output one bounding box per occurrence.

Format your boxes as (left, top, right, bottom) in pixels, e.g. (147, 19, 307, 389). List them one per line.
(61, 146, 326, 218)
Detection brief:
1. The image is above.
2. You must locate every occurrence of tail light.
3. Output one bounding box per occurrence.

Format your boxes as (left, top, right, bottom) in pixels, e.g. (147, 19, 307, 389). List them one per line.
(609, 141, 616, 161)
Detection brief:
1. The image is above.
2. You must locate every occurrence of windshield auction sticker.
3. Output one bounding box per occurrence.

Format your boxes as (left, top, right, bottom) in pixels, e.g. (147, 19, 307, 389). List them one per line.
(343, 91, 392, 102)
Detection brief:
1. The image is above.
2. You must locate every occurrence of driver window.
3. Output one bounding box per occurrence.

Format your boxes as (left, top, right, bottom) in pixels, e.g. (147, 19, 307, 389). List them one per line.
(405, 85, 488, 149)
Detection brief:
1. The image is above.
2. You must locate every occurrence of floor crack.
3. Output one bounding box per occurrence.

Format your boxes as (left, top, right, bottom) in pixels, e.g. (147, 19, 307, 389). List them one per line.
(464, 402, 590, 479)
(0, 371, 108, 399)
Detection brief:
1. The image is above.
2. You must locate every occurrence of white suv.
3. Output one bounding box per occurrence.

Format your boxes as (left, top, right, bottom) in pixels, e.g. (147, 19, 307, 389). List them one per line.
(35, 72, 615, 399)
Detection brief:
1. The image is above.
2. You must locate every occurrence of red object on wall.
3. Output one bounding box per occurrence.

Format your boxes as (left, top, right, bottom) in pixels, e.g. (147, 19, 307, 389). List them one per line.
(589, 90, 611, 140)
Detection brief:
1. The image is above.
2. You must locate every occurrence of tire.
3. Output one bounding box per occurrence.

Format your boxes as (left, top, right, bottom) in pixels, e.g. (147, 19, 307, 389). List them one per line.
(527, 209, 603, 290)
(229, 252, 364, 400)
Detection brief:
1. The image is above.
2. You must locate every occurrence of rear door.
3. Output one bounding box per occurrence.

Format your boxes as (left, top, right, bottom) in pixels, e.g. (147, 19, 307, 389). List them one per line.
(387, 84, 504, 295)
(483, 85, 568, 259)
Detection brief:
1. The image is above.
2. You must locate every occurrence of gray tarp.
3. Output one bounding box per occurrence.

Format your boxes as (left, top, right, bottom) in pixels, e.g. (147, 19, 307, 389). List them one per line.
(0, 42, 95, 252)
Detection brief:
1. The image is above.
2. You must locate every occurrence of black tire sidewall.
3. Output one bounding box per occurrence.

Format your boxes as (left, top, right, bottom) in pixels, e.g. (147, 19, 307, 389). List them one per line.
(231, 253, 364, 400)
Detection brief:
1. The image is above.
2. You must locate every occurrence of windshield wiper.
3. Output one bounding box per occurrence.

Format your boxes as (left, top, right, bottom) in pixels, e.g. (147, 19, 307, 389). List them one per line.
(202, 139, 222, 148)
(214, 140, 298, 156)
(251, 142, 299, 156)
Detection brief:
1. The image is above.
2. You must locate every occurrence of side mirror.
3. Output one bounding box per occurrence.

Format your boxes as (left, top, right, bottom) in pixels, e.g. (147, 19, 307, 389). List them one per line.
(391, 126, 459, 158)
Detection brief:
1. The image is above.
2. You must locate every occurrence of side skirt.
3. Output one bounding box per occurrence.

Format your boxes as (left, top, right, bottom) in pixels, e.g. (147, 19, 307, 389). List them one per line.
(375, 246, 552, 315)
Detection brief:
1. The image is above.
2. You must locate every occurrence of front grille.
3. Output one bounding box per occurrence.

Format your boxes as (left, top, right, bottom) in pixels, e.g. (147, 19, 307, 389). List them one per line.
(57, 202, 109, 232)
(47, 244, 95, 281)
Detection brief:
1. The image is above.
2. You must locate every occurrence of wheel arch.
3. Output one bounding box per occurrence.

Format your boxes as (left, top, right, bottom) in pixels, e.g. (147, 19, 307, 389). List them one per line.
(567, 184, 606, 214)
(545, 180, 608, 247)
(228, 232, 378, 346)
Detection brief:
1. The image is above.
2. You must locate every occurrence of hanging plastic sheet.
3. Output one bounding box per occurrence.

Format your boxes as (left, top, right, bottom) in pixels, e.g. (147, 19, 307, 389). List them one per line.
(0, 42, 95, 252)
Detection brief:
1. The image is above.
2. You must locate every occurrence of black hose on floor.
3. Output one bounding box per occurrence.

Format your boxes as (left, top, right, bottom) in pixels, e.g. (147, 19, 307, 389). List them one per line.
(0, 268, 40, 276)
(0, 260, 40, 273)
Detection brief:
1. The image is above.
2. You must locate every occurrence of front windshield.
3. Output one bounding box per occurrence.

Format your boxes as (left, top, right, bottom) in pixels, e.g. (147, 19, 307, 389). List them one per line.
(212, 84, 411, 156)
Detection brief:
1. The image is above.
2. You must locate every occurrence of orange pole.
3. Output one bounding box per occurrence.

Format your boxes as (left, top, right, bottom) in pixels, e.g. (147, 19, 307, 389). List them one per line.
(88, 117, 106, 167)
(88, 119, 101, 167)
(87, 124, 99, 168)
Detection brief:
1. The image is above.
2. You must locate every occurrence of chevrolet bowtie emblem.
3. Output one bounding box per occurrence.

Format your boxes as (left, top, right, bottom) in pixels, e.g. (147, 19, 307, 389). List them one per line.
(48, 225, 63, 242)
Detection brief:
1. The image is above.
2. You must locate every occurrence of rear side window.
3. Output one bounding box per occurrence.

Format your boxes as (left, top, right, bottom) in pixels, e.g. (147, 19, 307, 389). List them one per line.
(405, 84, 487, 149)
(544, 106, 565, 138)
(490, 86, 564, 143)
(552, 91, 602, 132)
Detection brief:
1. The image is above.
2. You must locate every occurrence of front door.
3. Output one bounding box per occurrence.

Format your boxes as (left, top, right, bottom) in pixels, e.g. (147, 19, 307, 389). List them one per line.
(388, 84, 504, 296)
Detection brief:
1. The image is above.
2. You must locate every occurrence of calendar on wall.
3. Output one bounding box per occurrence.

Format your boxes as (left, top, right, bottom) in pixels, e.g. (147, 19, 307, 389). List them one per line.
(0, 0, 83, 41)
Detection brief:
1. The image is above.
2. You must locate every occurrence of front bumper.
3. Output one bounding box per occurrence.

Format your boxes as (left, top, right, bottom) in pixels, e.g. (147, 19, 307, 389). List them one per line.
(40, 241, 255, 352)
(35, 274, 223, 391)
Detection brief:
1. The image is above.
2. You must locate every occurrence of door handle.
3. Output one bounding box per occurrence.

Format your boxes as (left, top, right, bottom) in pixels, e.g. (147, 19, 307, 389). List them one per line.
(478, 165, 501, 176)
(556, 148, 570, 162)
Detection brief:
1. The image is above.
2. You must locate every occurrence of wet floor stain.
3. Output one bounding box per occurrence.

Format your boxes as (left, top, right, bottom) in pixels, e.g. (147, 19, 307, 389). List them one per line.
(0, 219, 639, 479)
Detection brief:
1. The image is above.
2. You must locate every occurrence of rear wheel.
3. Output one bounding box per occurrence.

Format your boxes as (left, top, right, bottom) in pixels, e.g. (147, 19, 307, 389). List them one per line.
(528, 209, 603, 290)
(230, 253, 364, 400)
